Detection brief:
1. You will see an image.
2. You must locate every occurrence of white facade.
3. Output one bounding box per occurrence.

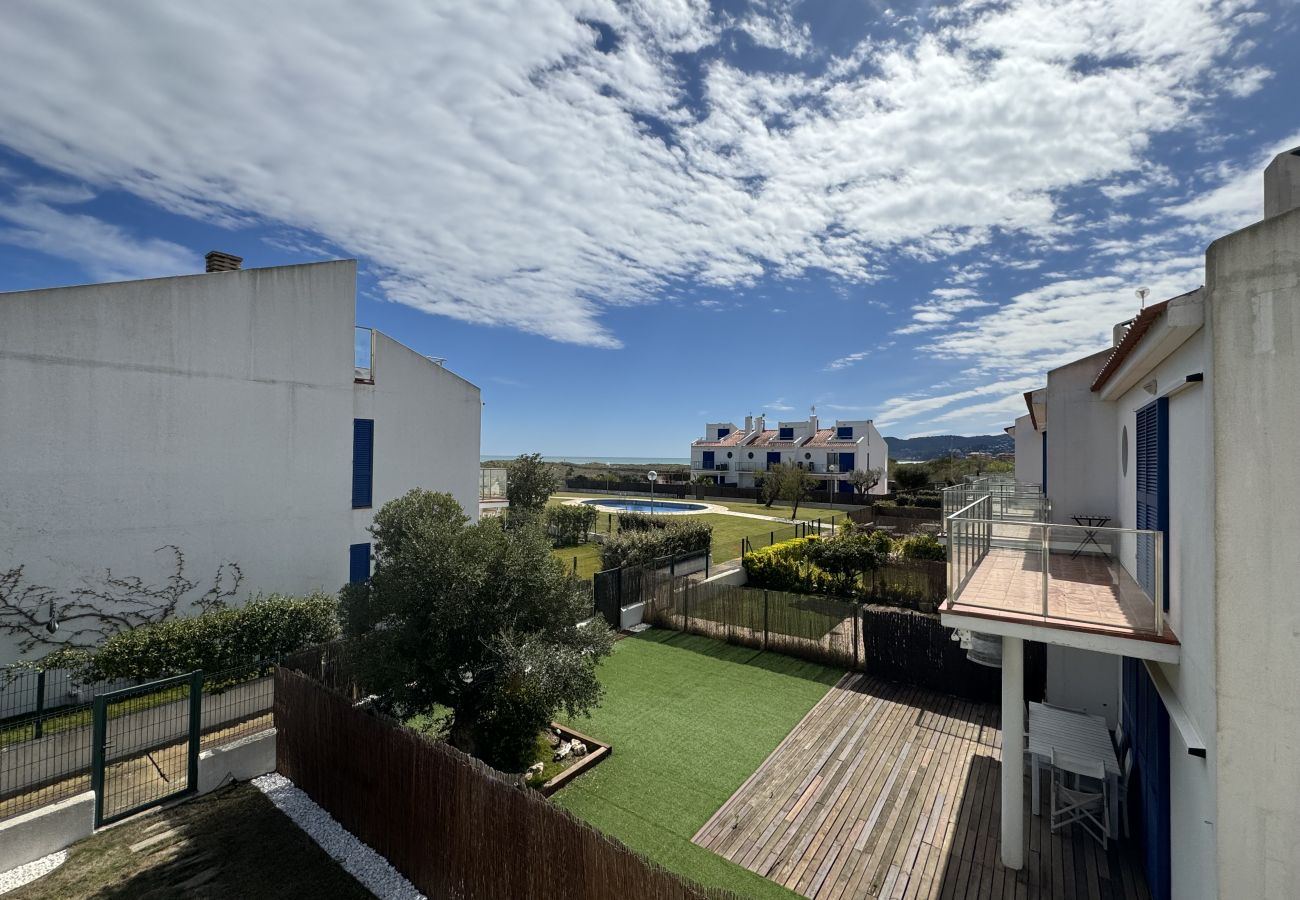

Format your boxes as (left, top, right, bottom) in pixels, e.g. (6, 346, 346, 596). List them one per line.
(959, 148, 1300, 900)
(0, 259, 480, 663)
(1010, 413, 1043, 487)
(689, 412, 888, 496)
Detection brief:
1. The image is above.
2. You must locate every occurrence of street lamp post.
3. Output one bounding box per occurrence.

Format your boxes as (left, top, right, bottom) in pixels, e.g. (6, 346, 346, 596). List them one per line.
(647, 470, 658, 515)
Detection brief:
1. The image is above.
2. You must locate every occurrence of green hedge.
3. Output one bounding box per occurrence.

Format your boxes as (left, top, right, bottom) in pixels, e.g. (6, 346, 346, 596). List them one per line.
(741, 537, 832, 594)
(897, 532, 946, 561)
(546, 503, 598, 546)
(42, 594, 340, 682)
(600, 520, 713, 570)
(614, 511, 673, 533)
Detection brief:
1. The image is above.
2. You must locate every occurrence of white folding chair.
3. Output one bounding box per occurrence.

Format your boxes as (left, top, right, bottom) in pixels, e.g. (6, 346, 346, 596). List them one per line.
(1050, 749, 1111, 848)
(1117, 747, 1133, 839)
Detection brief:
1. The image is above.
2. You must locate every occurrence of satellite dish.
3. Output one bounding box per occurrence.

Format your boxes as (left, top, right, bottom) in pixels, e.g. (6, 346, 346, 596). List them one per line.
(966, 632, 1003, 668)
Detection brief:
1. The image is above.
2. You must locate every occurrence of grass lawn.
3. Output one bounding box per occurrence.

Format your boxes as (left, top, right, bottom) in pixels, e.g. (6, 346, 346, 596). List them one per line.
(553, 629, 843, 899)
(11, 782, 372, 900)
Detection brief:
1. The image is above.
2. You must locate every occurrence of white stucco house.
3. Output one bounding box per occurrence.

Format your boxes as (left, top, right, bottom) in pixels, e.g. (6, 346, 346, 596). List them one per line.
(690, 412, 888, 495)
(943, 147, 1300, 900)
(0, 253, 481, 663)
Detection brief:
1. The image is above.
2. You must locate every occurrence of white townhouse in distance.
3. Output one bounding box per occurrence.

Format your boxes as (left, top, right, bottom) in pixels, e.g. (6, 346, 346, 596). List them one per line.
(943, 148, 1300, 900)
(691, 412, 888, 495)
(0, 253, 480, 663)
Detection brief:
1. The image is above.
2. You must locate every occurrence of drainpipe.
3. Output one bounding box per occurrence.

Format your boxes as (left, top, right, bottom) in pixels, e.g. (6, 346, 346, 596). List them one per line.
(1001, 636, 1025, 869)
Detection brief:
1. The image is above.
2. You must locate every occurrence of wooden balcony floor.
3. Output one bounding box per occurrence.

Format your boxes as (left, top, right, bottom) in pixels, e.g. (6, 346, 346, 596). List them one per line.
(694, 674, 1150, 900)
(951, 548, 1164, 639)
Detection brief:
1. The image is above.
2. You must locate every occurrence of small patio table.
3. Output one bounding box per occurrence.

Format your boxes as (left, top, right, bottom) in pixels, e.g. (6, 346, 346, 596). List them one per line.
(1069, 514, 1111, 558)
(1028, 702, 1121, 831)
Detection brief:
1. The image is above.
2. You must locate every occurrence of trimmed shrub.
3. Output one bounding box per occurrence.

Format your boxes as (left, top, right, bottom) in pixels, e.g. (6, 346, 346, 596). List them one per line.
(546, 503, 598, 546)
(742, 537, 833, 594)
(44, 593, 340, 682)
(897, 532, 947, 561)
(600, 520, 712, 570)
(614, 511, 673, 533)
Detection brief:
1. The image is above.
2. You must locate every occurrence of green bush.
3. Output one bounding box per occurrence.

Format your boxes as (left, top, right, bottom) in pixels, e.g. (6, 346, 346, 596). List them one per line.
(897, 533, 947, 561)
(44, 594, 340, 682)
(741, 538, 832, 594)
(896, 494, 943, 509)
(546, 504, 598, 546)
(600, 520, 712, 570)
(614, 511, 673, 533)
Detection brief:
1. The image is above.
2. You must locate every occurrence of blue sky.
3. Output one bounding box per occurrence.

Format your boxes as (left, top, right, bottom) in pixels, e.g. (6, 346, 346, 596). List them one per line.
(1, 1, 1297, 458)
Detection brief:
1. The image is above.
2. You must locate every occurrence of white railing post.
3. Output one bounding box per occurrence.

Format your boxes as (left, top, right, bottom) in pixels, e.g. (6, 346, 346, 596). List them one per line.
(1154, 532, 1164, 635)
(1041, 523, 1050, 618)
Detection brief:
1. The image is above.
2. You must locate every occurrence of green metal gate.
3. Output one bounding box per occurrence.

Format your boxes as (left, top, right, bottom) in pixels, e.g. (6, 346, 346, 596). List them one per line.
(91, 672, 202, 827)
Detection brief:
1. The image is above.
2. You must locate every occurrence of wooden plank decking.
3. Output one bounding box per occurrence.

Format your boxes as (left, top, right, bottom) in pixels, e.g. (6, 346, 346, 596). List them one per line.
(694, 674, 1151, 900)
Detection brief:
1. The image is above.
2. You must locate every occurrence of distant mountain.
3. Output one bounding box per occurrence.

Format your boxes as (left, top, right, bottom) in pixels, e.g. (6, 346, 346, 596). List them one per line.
(885, 434, 1013, 461)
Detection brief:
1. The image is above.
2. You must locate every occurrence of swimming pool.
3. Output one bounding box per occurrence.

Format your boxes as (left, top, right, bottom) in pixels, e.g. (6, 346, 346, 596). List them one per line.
(580, 498, 707, 514)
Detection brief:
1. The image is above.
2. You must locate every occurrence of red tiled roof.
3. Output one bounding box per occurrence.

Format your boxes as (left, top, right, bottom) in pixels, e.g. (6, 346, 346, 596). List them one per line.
(691, 429, 749, 447)
(748, 429, 805, 448)
(802, 428, 859, 449)
(1089, 291, 1198, 392)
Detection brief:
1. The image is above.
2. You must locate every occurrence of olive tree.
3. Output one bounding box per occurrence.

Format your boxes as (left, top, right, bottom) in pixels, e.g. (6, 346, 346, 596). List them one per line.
(505, 452, 559, 515)
(342, 489, 614, 771)
(849, 466, 885, 496)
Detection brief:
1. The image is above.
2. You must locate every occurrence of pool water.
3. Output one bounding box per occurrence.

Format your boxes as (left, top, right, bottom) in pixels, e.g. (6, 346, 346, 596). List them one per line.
(580, 498, 707, 514)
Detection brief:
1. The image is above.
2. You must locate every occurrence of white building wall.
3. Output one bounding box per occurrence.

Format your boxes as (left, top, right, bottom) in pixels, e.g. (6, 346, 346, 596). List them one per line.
(352, 331, 481, 531)
(1111, 331, 1218, 900)
(1012, 414, 1043, 486)
(1207, 205, 1300, 900)
(0, 260, 480, 664)
(1045, 349, 1117, 524)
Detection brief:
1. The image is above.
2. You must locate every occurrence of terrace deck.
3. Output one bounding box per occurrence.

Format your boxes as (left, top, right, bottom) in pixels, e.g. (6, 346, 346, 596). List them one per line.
(694, 674, 1150, 899)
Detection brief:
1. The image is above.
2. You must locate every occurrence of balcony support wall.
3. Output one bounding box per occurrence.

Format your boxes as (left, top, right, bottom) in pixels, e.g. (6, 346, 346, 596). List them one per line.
(1001, 636, 1025, 870)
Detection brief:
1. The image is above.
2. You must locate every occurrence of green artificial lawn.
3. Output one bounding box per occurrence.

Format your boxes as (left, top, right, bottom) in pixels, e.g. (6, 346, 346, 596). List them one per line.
(553, 629, 842, 899)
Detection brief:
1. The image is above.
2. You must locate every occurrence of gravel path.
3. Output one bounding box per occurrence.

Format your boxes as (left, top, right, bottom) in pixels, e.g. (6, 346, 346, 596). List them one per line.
(0, 851, 68, 896)
(253, 773, 424, 900)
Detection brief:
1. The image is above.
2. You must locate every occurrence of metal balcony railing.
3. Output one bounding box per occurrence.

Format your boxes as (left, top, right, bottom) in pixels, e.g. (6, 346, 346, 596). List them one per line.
(945, 495, 1165, 638)
(941, 478, 1046, 523)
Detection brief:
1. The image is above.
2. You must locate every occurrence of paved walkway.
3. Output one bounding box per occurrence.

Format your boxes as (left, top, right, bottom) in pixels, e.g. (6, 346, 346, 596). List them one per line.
(695, 674, 1150, 900)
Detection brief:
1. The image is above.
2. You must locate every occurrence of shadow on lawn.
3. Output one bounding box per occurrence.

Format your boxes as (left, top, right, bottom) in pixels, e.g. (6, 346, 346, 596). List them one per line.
(623, 628, 843, 687)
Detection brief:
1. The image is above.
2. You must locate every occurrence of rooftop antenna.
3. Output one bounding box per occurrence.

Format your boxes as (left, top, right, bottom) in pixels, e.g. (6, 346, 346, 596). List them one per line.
(1136, 287, 1150, 310)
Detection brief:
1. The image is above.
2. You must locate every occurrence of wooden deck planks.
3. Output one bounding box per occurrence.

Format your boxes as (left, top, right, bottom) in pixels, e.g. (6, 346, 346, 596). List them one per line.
(693, 675, 1150, 900)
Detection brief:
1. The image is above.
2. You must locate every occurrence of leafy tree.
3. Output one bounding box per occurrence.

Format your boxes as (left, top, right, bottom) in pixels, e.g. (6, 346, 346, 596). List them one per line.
(781, 464, 818, 518)
(893, 465, 930, 492)
(849, 466, 885, 496)
(505, 452, 558, 515)
(342, 489, 614, 772)
(807, 530, 887, 596)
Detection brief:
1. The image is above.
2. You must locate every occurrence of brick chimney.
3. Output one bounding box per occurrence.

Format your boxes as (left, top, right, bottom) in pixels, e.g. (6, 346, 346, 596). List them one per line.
(205, 251, 243, 273)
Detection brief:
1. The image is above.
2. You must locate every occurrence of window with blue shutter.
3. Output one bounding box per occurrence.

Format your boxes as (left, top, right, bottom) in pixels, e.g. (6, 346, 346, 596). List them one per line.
(701, 450, 714, 470)
(1135, 399, 1169, 607)
(778, 427, 794, 440)
(1123, 657, 1172, 900)
(717, 427, 730, 439)
(352, 418, 374, 508)
(836, 426, 853, 439)
(349, 543, 371, 583)
(767, 451, 781, 467)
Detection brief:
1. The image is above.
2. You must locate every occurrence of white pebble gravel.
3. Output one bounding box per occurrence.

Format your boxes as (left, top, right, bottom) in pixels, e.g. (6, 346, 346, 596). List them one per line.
(0, 850, 68, 895)
(253, 773, 425, 900)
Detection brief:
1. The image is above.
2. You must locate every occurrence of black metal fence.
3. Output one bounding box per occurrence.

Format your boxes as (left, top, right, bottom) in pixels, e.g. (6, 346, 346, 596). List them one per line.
(633, 575, 1044, 704)
(0, 659, 277, 825)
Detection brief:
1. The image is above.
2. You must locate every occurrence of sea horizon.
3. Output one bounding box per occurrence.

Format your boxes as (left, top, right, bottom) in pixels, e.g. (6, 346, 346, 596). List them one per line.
(481, 455, 690, 466)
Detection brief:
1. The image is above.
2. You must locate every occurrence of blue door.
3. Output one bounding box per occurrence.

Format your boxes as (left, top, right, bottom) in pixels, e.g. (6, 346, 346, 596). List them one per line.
(1123, 658, 1171, 900)
(767, 451, 781, 468)
(701, 450, 714, 470)
(1135, 399, 1169, 606)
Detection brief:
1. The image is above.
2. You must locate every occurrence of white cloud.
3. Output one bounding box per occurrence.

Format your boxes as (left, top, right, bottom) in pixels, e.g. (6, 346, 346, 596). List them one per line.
(765, 398, 794, 412)
(1167, 129, 1300, 233)
(825, 350, 870, 371)
(0, 0, 1265, 346)
(0, 183, 192, 281)
(729, 8, 813, 57)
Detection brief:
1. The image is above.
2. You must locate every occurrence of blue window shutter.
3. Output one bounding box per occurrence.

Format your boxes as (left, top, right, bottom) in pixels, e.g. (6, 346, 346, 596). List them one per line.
(839, 452, 855, 472)
(767, 451, 781, 466)
(717, 427, 730, 439)
(701, 450, 714, 469)
(1135, 399, 1169, 607)
(837, 426, 853, 440)
(349, 543, 371, 583)
(352, 419, 374, 508)
(779, 427, 794, 440)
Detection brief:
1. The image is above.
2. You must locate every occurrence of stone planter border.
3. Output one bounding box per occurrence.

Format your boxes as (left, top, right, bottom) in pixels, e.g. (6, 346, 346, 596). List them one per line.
(540, 724, 610, 797)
